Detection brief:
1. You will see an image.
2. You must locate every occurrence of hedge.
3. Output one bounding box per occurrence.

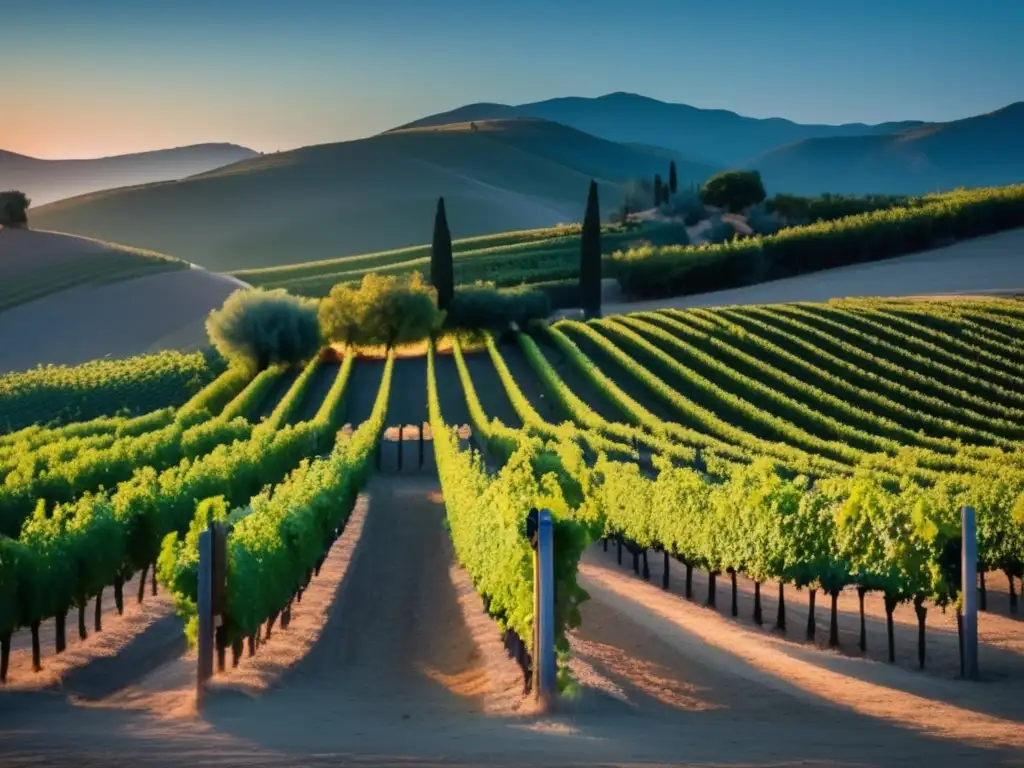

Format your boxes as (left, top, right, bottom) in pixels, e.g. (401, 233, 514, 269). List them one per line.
(612, 184, 1024, 300)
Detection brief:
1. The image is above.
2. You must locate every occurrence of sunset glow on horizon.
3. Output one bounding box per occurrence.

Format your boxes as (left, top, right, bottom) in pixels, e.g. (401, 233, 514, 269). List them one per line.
(4, 0, 1023, 159)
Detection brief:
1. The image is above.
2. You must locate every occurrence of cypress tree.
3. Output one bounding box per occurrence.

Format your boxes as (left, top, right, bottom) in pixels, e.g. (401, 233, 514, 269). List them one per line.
(430, 196, 454, 312)
(654, 174, 663, 207)
(579, 180, 602, 320)
(669, 160, 678, 195)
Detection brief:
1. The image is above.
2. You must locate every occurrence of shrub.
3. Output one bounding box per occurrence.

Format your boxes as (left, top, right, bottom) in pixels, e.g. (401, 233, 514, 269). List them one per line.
(0, 191, 29, 227)
(644, 220, 691, 247)
(700, 170, 766, 213)
(320, 271, 439, 347)
(206, 288, 321, 368)
(746, 202, 782, 235)
(703, 216, 736, 245)
(662, 184, 705, 225)
(767, 192, 909, 225)
(448, 285, 551, 330)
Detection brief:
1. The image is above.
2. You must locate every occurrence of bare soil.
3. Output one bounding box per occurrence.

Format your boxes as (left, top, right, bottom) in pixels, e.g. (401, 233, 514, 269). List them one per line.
(2, 477, 1022, 767)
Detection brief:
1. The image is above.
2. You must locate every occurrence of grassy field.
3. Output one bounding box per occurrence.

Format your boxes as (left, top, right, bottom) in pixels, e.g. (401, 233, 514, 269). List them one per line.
(230, 222, 642, 296)
(29, 119, 704, 272)
(0, 227, 188, 314)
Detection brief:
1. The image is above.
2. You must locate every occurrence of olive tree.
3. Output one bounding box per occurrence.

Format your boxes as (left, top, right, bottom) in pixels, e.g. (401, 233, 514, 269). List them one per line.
(206, 288, 322, 369)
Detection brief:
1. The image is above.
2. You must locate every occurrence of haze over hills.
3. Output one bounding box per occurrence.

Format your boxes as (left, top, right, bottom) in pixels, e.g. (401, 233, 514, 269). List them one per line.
(393, 92, 928, 167)
(30, 119, 712, 272)
(0, 227, 242, 371)
(20, 93, 1024, 276)
(746, 101, 1024, 195)
(0, 143, 259, 206)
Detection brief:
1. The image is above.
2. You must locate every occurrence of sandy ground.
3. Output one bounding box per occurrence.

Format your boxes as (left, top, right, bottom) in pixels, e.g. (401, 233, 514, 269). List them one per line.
(3, 472, 1022, 767)
(607, 227, 1024, 314)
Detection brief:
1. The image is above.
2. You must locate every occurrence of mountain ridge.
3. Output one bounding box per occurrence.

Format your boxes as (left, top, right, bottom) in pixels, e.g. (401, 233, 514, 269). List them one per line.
(0, 143, 260, 206)
(390, 91, 931, 166)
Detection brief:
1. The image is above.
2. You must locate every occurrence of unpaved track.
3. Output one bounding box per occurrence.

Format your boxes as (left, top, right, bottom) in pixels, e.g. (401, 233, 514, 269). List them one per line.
(607, 227, 1024, 314)
(2, 477, 1022, 766)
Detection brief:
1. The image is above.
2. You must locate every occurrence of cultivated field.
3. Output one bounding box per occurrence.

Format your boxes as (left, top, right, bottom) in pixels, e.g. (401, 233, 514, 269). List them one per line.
(1, 297, 1023, 766)
(230, 222, 640, 298)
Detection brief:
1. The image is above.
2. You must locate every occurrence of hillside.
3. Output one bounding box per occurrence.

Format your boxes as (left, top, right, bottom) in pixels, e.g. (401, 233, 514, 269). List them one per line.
(0, 143, 259, 206)
(393, 91, 926, 167)
(0, 227, 243, 371)
(30, 119, 707, 272)
(747, 102, 1024, 195)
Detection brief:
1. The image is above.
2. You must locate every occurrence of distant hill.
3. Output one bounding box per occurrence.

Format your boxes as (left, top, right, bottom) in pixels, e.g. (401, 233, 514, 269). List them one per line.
(30, 119, 713, 272)
(0, 143, 259, 206)
(746, 102, 1024, 195)
(393, 92, 926, 167)
(0, 227, 242, 372)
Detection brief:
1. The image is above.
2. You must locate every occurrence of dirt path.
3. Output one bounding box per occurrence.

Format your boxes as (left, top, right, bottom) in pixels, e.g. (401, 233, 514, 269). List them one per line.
(344, 357, 386, 426)
(290, 360, 340, 424)
(606, 227, 1024, 314)
(461, 351, 522, 428)
(3, 477, 1022, 766)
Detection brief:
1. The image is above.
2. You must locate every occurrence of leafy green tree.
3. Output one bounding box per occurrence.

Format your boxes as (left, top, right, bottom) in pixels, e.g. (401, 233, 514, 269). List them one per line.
(579, 180, 602, 320)
(320, 272, 439, 347)
(430, 197, 454, 312)
(0, 191, 29, 227)
(206, 289, 321, 369)
(700, 170, 767, 212)
(653, 174, 664, 207)
(669, 161, 678, 195)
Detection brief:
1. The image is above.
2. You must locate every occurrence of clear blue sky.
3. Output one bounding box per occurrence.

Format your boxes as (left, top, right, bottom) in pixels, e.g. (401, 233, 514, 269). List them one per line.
(4, 0, 1022, 158)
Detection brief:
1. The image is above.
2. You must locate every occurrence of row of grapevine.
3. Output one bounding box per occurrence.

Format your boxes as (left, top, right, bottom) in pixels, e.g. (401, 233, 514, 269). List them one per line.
(747, 306, 1024, 428)
(645, 310, 1005, 456)
(585, 450, 1024, 664)
(775, 304, 1024, 412)
(448, 338, 523, 461)
(705, 308, 1019, 444)
(540, 323, 751, 470)
(833, 304, 1024, 382)
(0, 354, 355, 680)
(482, 334, 637, 460)
(0, 367, 255, 483)
(515, 332, 698, 466)
(0, 350, 224, 434)
(857, 303, 1024, 363)
(428, 344, 589, 676)
(0, 366, 262, 537)
(160, 351, 390, 649)
(556, 321, 850, 478)
(592, 319, 871, 469)
(621, 314, 1010, 478)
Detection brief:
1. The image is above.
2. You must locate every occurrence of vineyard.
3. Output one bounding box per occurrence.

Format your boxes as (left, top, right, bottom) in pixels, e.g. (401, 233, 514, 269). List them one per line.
(230, 222, 641, 300)
(1, 296, 1023, 716)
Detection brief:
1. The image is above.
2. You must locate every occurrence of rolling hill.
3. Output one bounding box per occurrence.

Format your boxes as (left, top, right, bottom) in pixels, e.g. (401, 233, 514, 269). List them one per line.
(0, 143, 259, 206)
(0, 227, 243, 372)
(393, 92, 926, 167)
(746, 102, 1024, 195)
(29, 119, 714, 272)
